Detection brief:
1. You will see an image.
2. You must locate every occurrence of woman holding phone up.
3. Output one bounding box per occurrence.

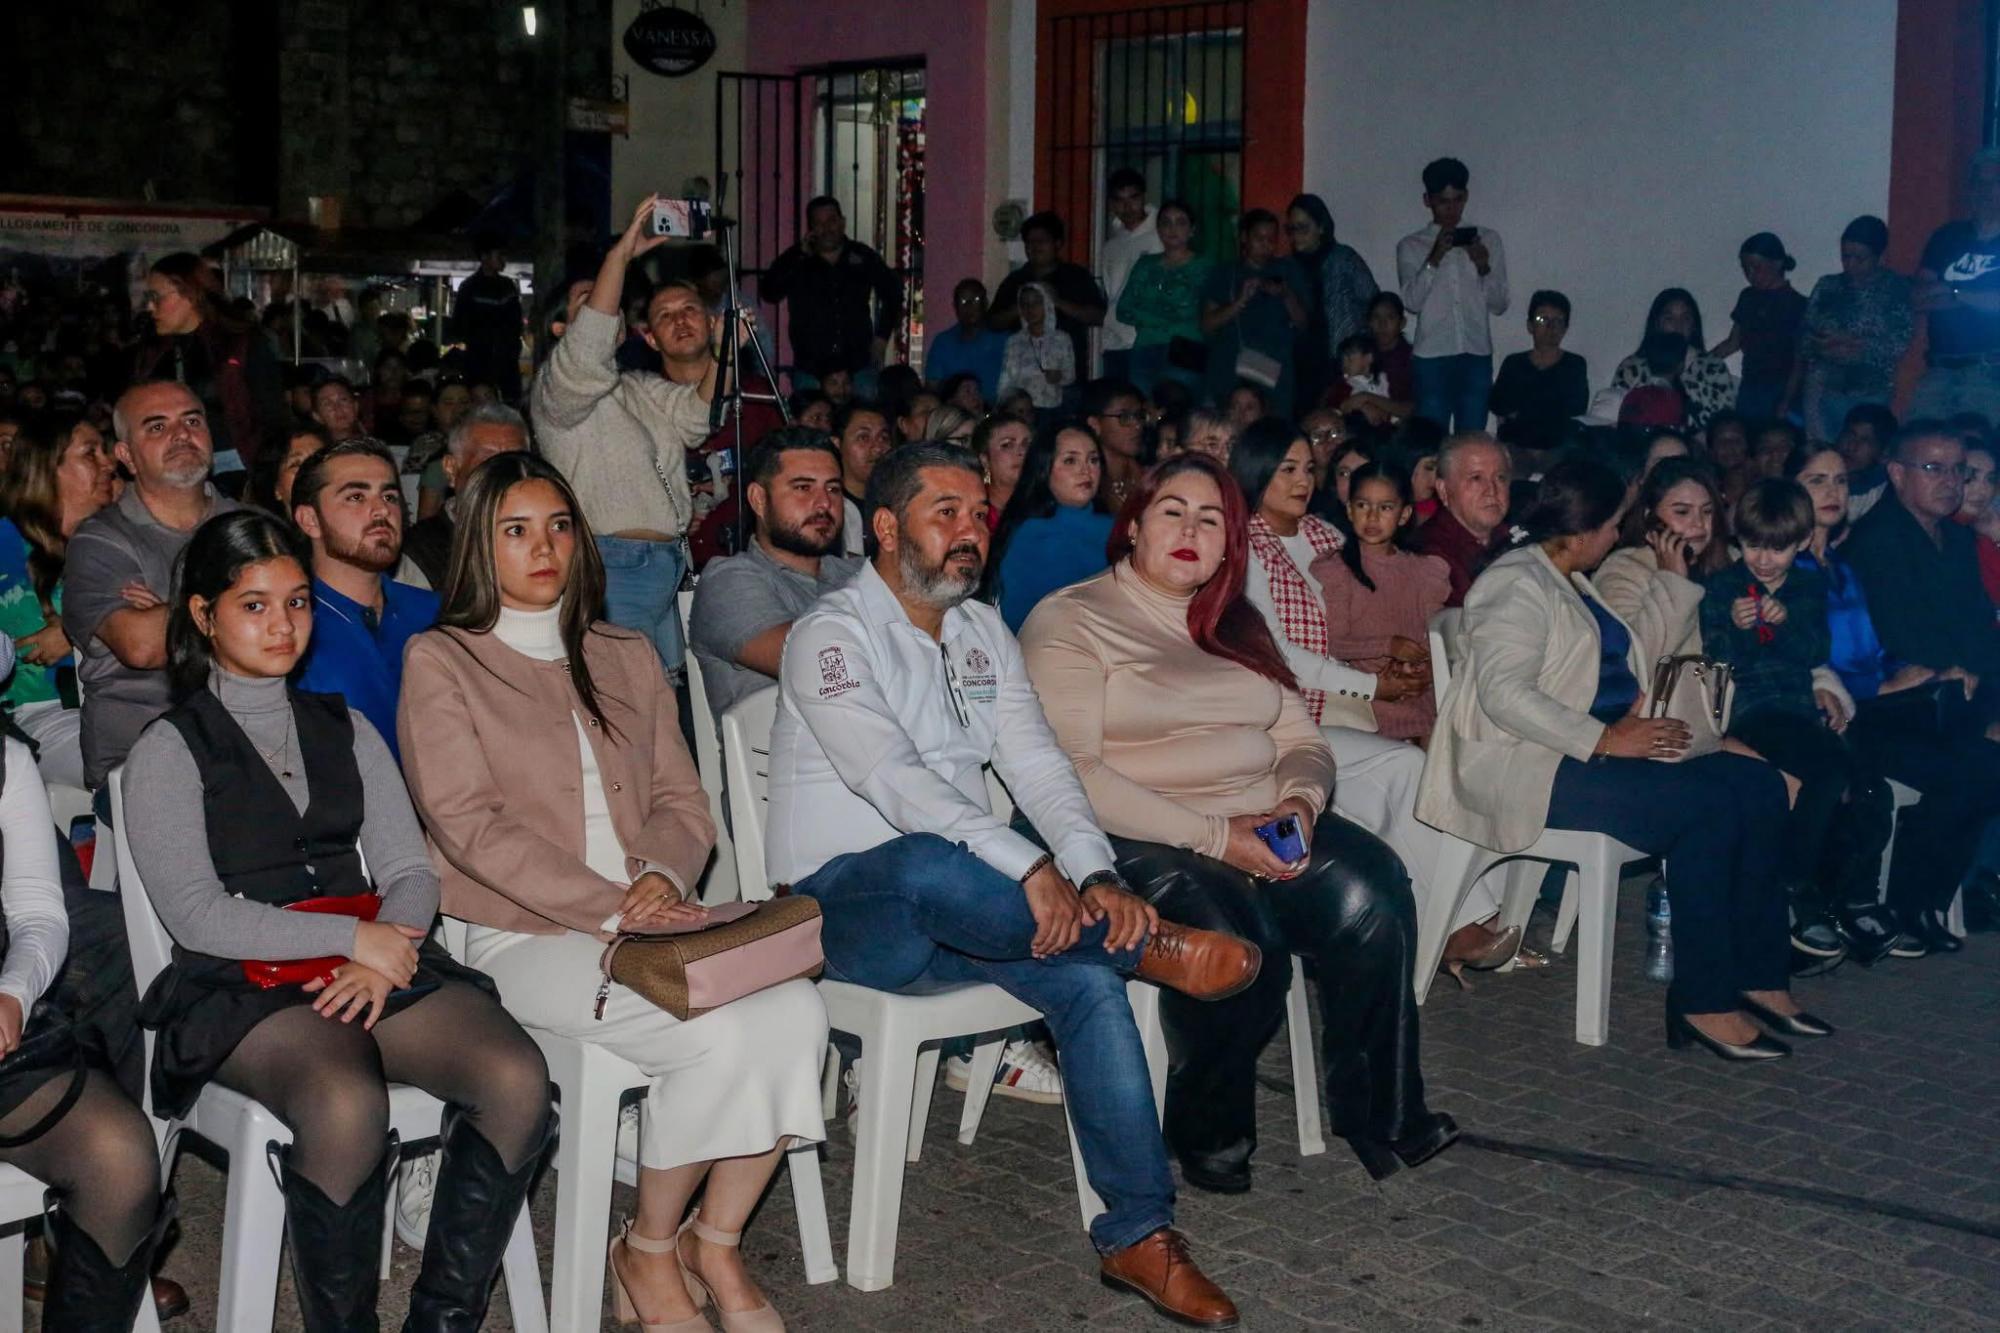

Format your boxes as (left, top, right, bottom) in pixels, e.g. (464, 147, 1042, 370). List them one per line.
(123, 510, 551, 1331)
(1019, 452, 1457, 1194)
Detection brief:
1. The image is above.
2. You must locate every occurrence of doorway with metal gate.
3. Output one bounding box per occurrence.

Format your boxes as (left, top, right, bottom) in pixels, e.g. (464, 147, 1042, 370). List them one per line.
(716, 59, 926, 380)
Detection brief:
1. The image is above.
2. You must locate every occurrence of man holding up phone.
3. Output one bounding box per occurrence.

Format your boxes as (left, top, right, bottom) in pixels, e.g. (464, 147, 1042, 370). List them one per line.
(1396, 157, 1509, 433)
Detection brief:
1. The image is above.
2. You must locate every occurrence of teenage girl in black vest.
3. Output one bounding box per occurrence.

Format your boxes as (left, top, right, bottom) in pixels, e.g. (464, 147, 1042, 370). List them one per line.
(122, 510, 552, 1331)
(0, 717, 169, 1326)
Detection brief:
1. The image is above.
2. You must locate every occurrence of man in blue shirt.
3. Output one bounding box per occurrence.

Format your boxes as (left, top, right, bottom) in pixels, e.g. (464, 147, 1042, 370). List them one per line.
(292, 440, 438, 760)
(923, 278, 1009, 406)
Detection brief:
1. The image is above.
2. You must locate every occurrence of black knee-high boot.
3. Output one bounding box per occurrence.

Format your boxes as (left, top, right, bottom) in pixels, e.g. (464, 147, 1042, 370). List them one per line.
(402, 1106, 553, 1333)
(42, 1190, 176, 1332)
(276, 1134, 397, 1333)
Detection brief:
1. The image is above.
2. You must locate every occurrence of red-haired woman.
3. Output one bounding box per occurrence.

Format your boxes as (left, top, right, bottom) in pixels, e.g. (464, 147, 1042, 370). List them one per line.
(1018, 453, 1455, 1193)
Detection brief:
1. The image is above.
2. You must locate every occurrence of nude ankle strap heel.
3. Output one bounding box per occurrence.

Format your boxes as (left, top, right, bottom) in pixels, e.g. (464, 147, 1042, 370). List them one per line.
(608, 1219, 713, 1332)
(676, 1213, 786, 1333)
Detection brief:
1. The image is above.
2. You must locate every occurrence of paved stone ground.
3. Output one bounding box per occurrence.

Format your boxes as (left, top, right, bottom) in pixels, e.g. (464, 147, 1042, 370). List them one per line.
(52, 880, 2000, 1330)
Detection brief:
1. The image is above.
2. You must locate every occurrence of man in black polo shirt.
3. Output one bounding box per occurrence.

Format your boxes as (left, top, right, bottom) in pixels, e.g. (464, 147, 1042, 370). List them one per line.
(1913, 149, 2000, 423)
(762, 196, 903, 386)
(990, 211, 1107, 379)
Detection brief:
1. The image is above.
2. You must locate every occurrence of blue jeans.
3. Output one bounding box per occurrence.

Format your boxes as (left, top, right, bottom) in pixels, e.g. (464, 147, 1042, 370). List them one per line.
(1412, 353, 1493, 433)
(793, 833, 1173, 1254)
(597, 536, 687, 673)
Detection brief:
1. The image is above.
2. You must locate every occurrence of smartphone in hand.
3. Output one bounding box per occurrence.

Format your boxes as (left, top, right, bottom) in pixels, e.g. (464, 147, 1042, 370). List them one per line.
(1450, 226, 1480, 247)
(1255, 814, 1309, 865)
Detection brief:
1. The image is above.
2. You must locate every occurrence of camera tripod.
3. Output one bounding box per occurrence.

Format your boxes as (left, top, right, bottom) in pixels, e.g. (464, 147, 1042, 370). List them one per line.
(707, 179, 790, 553)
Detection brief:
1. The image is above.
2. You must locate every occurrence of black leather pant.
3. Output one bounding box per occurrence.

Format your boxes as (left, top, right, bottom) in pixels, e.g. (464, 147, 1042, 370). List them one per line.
(1109, 811, 1431, 1157)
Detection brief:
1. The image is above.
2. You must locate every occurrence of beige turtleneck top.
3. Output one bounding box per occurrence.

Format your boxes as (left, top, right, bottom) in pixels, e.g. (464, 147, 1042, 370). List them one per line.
(1018, 560, 1336, 860)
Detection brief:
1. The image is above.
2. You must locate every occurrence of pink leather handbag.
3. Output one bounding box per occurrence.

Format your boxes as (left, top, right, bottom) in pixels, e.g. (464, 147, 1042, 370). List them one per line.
(595, 898, 823, 1021)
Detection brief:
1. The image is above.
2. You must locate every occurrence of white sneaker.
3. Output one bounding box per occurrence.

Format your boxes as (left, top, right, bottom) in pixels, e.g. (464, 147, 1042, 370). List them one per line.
(944, 1039, 1064, 1105)
(614, 1101, 642, 1186)
(393, 1147, 439, 1249)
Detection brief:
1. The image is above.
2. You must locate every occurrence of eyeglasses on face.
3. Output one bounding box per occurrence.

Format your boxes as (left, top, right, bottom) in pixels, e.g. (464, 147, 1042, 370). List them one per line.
(1913, 460, 1974, 479)
(1307, 428, 1345, 444)
(1529, 314, 1566, 328)
(1099, 410, 1143, 424)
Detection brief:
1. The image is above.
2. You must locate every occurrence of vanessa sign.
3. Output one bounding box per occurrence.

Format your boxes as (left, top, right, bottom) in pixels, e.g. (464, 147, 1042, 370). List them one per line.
(623, 3, 718, 78)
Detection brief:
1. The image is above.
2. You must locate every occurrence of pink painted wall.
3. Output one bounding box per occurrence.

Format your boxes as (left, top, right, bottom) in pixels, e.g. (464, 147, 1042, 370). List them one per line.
(748, 0, 989, 365)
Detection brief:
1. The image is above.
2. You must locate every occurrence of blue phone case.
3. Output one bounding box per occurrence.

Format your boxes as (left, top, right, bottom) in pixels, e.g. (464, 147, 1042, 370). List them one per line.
(1255, 815, 1308, 864)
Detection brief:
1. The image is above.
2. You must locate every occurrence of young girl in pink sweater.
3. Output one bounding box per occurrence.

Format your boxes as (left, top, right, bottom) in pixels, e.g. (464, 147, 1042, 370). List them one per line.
(1313, 461, 1452, 741)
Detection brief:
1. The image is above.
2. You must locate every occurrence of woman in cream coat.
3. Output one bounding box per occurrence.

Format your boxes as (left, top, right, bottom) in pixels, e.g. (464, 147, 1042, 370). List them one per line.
(1417, 457, 1826, 1063)
(401, 453, 825, 1333)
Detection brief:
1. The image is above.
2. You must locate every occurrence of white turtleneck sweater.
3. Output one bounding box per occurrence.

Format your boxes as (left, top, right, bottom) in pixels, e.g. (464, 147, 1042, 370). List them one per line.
(490, 603, 633, 889)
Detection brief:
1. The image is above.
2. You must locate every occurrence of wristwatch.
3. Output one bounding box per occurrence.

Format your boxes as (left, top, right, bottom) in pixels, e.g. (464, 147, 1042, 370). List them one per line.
(1078, 869, 1131, 895)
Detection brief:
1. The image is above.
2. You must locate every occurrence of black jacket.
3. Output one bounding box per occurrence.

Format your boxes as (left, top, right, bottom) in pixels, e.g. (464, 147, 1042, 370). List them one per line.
(1843, 489, 2000, 676)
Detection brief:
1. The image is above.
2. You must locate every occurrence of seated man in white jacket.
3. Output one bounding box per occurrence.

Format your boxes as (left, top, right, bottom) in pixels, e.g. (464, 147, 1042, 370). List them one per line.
(766, 442, 1256, 1329)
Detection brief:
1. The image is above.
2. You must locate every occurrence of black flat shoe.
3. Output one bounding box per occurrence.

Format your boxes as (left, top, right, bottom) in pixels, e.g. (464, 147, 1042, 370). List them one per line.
(1738, 994, 1834, 1038)
(1839, 907, 1906, 967)
(1962, 871, 2000, 932)
(1665, 1008, 1790, 1062)
(1176, 1141, 1253, 1195)
(1341, 1112, 1460, 1182)
(1913, 910, 1965, 953)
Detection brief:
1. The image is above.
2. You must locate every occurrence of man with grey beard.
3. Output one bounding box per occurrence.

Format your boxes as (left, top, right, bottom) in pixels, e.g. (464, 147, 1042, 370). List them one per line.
(65, 380, 238, 789)
(764, 442, 1257, 1326)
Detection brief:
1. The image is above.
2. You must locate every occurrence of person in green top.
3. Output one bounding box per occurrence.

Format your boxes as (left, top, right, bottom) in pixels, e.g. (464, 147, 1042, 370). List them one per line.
(1115, 199, 1212, 398)
(0, 413, 120, 789)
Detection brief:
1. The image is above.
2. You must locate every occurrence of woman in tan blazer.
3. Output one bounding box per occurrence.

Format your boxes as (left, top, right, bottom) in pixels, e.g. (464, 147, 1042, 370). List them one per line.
(1416, 457, 1826, 1063)
(400, 453, 824, 1333)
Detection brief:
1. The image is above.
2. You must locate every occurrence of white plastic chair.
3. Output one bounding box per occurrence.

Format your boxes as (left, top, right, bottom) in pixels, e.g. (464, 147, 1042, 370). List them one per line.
(721, 688, 1116, 1291)
(678, 588, 740, 906)
(108, 769, 548, 1333)
(434, 916, 836, 1330)
(1872, 779, 1967, 938)
(0, 1161, 163, 1333)
(1419, 614, 1645, 1046)
(43, 782, 93, 840)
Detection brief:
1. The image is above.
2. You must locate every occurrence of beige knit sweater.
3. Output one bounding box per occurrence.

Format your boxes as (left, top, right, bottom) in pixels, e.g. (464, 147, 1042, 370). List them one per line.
(1019, 561, 1336, 859)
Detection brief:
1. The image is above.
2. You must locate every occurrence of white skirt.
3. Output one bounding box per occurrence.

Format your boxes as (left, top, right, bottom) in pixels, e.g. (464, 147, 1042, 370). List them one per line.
(1321, 726, 1500, 933)
(467, 926, 828, 1171)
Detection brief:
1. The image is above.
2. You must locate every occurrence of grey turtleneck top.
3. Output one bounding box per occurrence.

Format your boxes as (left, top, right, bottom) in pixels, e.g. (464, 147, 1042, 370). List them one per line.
(121, 669, 439, 961)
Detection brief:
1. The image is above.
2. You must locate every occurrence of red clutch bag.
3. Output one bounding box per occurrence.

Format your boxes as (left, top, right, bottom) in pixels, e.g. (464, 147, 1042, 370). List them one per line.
(240, 895, 382, 990)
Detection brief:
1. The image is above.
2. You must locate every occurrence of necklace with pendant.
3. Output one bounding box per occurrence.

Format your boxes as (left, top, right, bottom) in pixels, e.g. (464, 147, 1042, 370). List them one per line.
(254, 730, 295, 780)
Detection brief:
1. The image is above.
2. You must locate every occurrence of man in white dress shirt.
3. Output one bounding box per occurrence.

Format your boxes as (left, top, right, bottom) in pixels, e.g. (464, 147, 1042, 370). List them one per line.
(1395, 157, 1509, 433)
(767, 442, 1257, 1327)
(1099, 168, 1163, 385)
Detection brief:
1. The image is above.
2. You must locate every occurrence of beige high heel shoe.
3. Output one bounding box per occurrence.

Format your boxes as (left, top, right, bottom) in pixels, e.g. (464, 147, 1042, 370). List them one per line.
(676, 1213, 786, 1333)
(608, 1218, 714, 1332)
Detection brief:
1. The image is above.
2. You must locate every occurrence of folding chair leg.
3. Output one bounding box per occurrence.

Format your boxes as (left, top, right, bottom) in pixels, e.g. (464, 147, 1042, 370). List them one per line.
(1416, 835, 1487, 1003)
(906, 1047, 941, 1164)
(1126, 981, 1167, 1123)
(955, 1038, 1006, 1145)
(216, 1135, 286, 1333)
(1065, 1099, 1104, 1232)
(1552, 866, 1581, 954)
(819, 1043, 840, 1122)
(1284, 963, 1325, 1156)
(1574, 851, 1622, 1047)
(846, 1035, 920, 1291)
(545, 1076, 622, 1333)
(499, 1203, 549, 1333)
(786, 1143, 838, 1285)
(0, 1232, 21, 1333)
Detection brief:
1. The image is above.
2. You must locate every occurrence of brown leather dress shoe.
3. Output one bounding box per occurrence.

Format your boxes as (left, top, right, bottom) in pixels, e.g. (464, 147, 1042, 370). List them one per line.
(1100, 1228, 1239, 1328)
(1135, 922, 1260, 1001)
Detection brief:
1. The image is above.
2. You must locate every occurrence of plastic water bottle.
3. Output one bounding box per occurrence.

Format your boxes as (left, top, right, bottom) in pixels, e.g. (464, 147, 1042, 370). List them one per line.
(1644, 879, 1673, 982)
